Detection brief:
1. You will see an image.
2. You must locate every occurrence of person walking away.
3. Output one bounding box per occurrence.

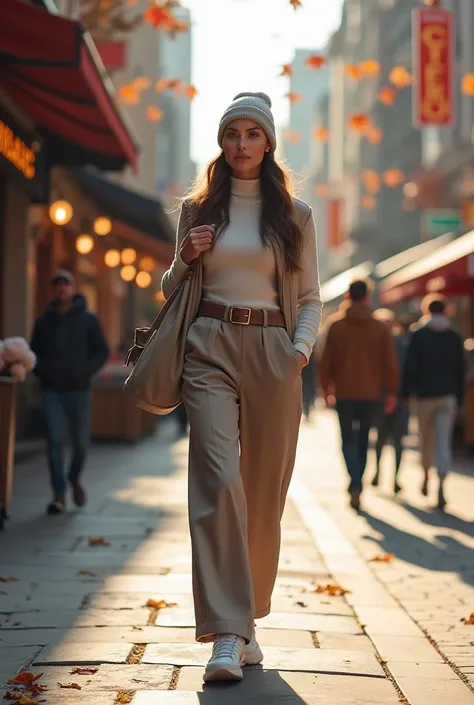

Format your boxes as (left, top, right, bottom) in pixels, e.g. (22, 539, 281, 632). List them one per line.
(31, 271, 109, 515)
(371, 312, 411, 493)
(402, 295, 465, 510)
(301, 347, 317, 421)
(160, 92, 322, 683)
(320, 280, 398, 510)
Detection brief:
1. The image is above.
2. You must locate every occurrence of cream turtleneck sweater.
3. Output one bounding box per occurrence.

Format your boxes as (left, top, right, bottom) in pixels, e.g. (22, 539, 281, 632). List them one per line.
(162, 176, 321, 360)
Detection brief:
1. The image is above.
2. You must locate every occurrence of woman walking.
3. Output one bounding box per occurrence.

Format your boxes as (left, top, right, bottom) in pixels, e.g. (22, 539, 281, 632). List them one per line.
(161, 92, 322, 683)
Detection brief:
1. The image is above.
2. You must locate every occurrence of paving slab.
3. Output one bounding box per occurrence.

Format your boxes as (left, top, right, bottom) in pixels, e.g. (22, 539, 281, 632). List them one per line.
(142, 643, 384, 676)
(0, 645, 41, 686)
(398, 677, 474, 705)
(0, 627, 196, 647)
(267, 592, 353, 616)
(29, 694, 117, 705)
(2, 608, 150, 629)
(255, 629, 314, 649)
(101, 574, 193, 594)
(387, 661, 462, 680)
(29, 664, 173, 691)
(353, 606, 424, 637)
(369, 634, 444, 662)
(317, 632, 375, 652)
(34, 641, 132, 665)
(258, 612, 363, 635)
(135, 671, 400, 704)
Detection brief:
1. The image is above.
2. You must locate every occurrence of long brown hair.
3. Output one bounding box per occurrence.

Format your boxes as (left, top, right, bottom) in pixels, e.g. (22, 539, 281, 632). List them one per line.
(184, 152, 304, 272)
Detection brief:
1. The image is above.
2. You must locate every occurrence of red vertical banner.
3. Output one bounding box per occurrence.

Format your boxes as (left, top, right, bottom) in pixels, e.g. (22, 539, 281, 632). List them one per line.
(326, 198, 343, 249)
(412, 7, 455, 127)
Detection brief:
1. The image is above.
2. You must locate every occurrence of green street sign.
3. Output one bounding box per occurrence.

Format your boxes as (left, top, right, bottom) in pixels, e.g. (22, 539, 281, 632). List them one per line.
(424, 209, 461, 237)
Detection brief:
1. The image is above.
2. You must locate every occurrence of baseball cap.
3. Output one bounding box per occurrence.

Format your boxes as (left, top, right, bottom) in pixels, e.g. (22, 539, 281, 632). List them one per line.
(52, 270, 75, 285)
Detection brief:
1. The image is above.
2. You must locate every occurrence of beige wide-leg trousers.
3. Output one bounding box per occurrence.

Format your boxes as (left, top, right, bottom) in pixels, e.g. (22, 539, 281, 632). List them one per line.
(182, 313, 303, 643)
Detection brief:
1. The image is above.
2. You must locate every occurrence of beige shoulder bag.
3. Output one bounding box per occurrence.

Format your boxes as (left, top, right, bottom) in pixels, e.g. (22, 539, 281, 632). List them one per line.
(123, 255, 203, 415)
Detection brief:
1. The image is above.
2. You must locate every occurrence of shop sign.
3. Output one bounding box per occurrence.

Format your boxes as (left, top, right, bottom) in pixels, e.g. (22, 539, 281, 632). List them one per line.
(424, 208, 461, 237)
(412, 7, 455, 127)
(326, 198, 344, 249)
(0, 106, 47, 201)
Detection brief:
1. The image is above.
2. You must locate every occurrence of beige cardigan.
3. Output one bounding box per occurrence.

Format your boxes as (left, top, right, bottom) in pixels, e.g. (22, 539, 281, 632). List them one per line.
(161, 198, 322, 356)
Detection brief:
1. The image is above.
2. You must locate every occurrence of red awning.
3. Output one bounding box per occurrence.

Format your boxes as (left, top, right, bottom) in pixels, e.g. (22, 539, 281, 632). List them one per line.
(380, 230, 474, 304)
(0, 0, 138, 171)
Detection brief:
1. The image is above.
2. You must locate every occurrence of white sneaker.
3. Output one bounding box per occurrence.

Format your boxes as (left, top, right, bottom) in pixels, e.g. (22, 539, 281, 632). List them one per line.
(203, 634, 245, 682)
(243, 638, 264, 665)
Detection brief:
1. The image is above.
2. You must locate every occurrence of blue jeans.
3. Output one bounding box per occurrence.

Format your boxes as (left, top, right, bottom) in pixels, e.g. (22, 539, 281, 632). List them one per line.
(336, 400, 379, 492)
(42, 389, 92, 496)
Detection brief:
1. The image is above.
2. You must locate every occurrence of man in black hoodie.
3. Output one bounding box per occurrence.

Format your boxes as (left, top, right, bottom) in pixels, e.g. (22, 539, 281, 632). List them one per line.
(31, 271, 109, 515)
(402, 295, 465, 510)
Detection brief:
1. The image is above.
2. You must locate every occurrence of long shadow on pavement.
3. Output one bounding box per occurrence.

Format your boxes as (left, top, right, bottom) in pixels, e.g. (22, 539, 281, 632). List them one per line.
(0, 418, 188, 688)
(198, 668, 312, 704)
(359, 508, 474, 588)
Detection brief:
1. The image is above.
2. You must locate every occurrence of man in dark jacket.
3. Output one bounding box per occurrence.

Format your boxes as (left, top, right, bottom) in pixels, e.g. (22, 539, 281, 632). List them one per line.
(402, 295, 465, 510)
(320, 280, 399, 510)
(31, 271, 109, 515)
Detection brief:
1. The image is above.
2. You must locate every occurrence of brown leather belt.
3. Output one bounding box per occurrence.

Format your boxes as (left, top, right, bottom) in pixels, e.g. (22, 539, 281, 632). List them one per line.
(198, 301, 285, 327)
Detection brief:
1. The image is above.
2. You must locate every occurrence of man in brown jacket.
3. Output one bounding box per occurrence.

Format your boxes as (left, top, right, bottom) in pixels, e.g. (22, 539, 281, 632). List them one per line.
(320, 280, 399, 509)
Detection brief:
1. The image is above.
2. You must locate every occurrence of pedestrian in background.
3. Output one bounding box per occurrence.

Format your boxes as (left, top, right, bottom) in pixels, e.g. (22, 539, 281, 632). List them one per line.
(320, 280, 398, 510)
(402, 294, 465, 510)
(301, 347, 317, 421)
(31, 271, 109, 515)
(371, 311, 411, 494)
(161, 92, 322, 683)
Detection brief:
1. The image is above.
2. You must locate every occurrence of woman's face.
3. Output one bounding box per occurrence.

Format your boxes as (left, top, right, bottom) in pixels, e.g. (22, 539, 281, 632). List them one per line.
(222, 119, 270, 179)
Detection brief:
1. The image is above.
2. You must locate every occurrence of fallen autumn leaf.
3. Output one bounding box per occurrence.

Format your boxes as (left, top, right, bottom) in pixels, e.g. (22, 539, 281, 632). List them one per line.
(77, 570, 97, 577)
(58, 683, 82, 690)
(462, 613, 474, 624)
(145, 599, 177, 610)
(369, 553, 395, 563)
(314, 584, 351, 596)
(70, 667, 99, 675)
(88, 537, 110, 547)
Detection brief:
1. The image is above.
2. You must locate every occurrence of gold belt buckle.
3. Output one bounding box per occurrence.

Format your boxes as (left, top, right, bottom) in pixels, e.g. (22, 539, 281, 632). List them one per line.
(229, 306, 252, 325)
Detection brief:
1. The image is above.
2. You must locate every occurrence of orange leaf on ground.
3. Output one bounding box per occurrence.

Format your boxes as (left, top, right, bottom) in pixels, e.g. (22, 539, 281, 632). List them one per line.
(314, 584, 351, 596)
(7, 674, 43, 688)
(145, 599, 177, 610)
(71, 667, 99, 675)
(77, 570, 96, 577)
(305, 54, 326, 70)
(5, 695, 40, 705)
(285, 91, 302, 103)
(280, 63, 293, 77)
(370, 552, 395, 562)
(58, 683, 81, 690)
(289, 0, 302, 8)
(462, 613, 474, 624)
(88, 537, 110, 547)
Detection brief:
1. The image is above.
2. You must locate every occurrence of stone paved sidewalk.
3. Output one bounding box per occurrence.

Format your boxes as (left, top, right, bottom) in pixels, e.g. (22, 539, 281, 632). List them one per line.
(0, 415, 472, 704)
(295, 407, 474, 705)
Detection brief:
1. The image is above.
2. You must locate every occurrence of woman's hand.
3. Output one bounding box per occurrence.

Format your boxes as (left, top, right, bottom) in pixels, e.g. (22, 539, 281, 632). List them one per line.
(296, 351, 307, 373)
(180, 225, 216, 264)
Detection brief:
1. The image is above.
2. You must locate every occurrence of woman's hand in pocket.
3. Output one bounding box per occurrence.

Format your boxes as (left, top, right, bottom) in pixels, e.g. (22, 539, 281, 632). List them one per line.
(296, 351, 307, 373)
(180, 225, 215, 264)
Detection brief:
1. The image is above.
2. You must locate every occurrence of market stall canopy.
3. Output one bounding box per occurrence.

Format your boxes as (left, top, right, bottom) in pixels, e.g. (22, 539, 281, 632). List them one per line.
(0, 0, 138, 171)
(380, 229, 474, 305)
(375, 233, 454, 280)
(70, 167, 175, 244)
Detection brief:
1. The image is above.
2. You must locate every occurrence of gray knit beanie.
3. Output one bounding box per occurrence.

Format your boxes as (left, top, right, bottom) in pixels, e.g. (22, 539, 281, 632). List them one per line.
(217, 92, 277, 152)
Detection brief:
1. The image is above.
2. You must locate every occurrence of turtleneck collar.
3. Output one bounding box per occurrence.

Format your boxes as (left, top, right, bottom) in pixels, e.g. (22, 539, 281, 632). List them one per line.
(230, 176, 261, 198)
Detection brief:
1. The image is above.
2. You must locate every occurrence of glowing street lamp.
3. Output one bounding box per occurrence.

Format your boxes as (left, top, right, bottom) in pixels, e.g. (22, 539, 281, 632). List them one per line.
(121, 248, 137, 265)
(76, 234, 94, 254)
(120, 265, 137, 282)
(94, 216, 112, 236)
(136, 271, 152, 288)
(104, 249, 121, 268)
(49, 200, 73, 226)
